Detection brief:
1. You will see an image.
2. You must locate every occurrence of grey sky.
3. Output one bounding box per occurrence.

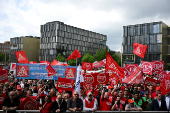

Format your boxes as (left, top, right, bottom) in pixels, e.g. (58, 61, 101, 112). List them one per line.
(0, 0, 170, 51)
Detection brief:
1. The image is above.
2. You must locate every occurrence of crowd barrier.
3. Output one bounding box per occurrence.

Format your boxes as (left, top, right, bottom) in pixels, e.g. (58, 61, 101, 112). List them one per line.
(0, 110, 169, 113)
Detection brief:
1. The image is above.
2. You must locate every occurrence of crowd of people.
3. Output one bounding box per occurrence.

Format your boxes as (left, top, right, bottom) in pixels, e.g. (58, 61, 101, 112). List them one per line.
(0, 71, 170, 113)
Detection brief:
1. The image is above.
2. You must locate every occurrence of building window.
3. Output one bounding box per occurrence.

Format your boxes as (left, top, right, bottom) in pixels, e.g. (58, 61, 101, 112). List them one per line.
(157, 34, 161, 43)
(153, 22, 159, 33)
(147, 24, 150, 34)
(135, 26, 138, 35)
(150, 35, 154, 44)
(128, 26, 132, 36)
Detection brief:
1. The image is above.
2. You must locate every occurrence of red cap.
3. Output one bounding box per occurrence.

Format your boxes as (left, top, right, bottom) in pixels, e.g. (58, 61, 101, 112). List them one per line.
(10, 83, 13, 85)
(108, 86, 113, 89)
(58, 90, 64, 94)
(128, 99, 134, 103)
(17, 85, 22, 90)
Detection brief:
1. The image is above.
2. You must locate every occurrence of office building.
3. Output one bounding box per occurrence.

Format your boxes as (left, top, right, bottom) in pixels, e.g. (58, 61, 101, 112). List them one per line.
(10, 36, 40, 63)
(40, 21, 107, 62)
(122, 21, 170, 70)
(0, 41, 11, 54)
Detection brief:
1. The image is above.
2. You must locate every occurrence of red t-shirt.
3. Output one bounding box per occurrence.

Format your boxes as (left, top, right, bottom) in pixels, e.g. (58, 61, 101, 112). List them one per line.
(100, 97, 112, 111)
(0, 93, 7, 109)
(51, 96, 57, 102)
(120, 97, 128, 107)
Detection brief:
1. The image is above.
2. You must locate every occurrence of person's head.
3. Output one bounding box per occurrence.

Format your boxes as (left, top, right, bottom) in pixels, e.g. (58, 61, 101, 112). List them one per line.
(9, 91, 16, 100)
(64, 93, 69, 99)
(128, 99, 134, 107)
(156, 87, 161, 94)
(45, 95, 51, 102)
(108, 86, 113, 93)
(119, 90, 123, 98)
(157, 93, 162, 100)
(73, 91, 79, 100)
(27, 90, 32, 97)
(57, 94, 62, 103)
(138, 86, 141, 91)
(104, 92, 110, 100)
(134, 92, 139, 99)
(149, 85, 153, 91)
(16, 89, 22, 95)
(116, 96, 121, 103)
(90, 85, 94, 90)
(166, 91, 170, 96)
(144, 91, 149, 98)
(50, 88, 56, 96)
(87, 92, 93, 101)
(80, 89, 84, 96)
(33, 85, 37, 89)
(22, 79, 25, 84)
(124, 90, 128, 96)
(134, 86, 138, 91)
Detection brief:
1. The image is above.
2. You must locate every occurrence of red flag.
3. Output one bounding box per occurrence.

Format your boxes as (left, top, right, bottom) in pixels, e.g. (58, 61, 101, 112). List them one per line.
(142, 61, 153, 75)
(19, 97, 41, 110)
(133, 42, 148, 58)
(66, 49, 81, 60)
(65, 68, 76, 79)
(40, 61, 50, 65)
(106, 51, 124, 78)
(46, 64, 57, 76)
(152, 61, 164, 73)
(158, 71, 169, 82)
(0, 66, 2, 71)
(28, 61, 37, 64)
(56, 77, 74, 91)
(160, 73, 170, 95)
(51, 59, 60, 65)
(0, 69, 8, 83)
(109, 73, 119, 85)
(121, 67, 130, 77)
(82, 62, 93, 70)
(93, 59, 106, 69)
(125, 64, 138, 75)
(122, 66, 143, 84)
(15, 51, 28, 63)
(10, 63, 16, 71)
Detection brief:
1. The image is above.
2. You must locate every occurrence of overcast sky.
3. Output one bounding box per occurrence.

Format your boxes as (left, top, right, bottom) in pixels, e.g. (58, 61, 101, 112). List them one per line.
(0, 0, 170, 51)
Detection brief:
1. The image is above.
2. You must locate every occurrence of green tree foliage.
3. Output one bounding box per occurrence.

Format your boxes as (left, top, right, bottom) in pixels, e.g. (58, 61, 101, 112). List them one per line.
(56, 53, 66, 62)
(93, 49, 107, 62)
(68, 59, 76, 66)
(112, 54, 121, 66)
(82, 53, 94, 63)
(0, 52, 5, 62)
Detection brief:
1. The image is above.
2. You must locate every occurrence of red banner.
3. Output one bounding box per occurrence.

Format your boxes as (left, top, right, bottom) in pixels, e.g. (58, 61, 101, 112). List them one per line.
(158, 71, 169, 82)
(0, 69, 8, 83)
(122, 66, 143, 84)
(10, 63, 16, 71)
(19, 97, 41, 110)
(65, 68, 76, 79)
(125, 64, 138, 75)
(109, 73, 119, 85)
(133, 42, 148, 58)
(82, 62, 93, 70)
(93, 59, 106, 69)
(142, 61, 153, 75)
(83, 73, 109, 88)
(106, 51, 124, 78)
(144, 77, 158, 86)
(152, 61, 164, 73)
(17, 65, 29, 77)
(15, 51, 28, 63)
(160, 73, 170, 95)
(28, 61, 37, 64)
(66, 49, 81, 60)
(57, 77, 74, 91)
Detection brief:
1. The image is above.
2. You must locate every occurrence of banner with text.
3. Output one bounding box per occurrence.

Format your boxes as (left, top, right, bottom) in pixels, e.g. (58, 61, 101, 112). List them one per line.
(15, 63, 77, 80)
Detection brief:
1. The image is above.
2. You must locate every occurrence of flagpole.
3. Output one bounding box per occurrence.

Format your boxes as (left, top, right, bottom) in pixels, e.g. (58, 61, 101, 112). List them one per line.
(76, 58, 77, 66)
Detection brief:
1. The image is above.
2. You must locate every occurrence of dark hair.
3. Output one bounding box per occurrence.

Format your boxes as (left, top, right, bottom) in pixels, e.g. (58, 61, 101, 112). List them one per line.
(33, 89, 38, 93)
(46, 95, 51, 101)
(157, 93, 161, 96)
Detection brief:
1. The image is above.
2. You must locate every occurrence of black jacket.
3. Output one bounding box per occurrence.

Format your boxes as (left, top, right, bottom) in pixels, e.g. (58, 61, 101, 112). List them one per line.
(51, 99, 67, 113)
(151, 99, 167, 111)
(67, 97, 83, 111)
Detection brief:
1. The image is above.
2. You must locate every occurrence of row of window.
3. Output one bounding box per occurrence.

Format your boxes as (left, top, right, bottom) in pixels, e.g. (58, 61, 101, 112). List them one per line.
(123, 22, 160, 37)
(123, 34, 161, 45)
(10, 37, 23, 44)
(0, 49, 10, 52)
(41, 22, 107, 40)
(0, 45, 11, 48)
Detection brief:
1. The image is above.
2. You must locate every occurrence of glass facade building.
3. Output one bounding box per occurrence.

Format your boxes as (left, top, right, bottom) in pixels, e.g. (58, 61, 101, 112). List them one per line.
(40, 21, 107, 62)
(122, 21, 170, 70)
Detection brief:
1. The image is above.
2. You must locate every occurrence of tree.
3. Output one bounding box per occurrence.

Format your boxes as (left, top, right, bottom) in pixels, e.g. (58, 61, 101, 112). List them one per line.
(93, 49, 107, 62)
(0, 52, 5, 62)
(68, 59, 76, 66)
(56, 53, 66, 62)
(82, 53, 94, 63)
(112, 54, 121, 66)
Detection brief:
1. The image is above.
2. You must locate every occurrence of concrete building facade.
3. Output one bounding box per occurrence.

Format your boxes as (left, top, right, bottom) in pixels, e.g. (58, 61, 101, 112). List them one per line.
(10, 36, 40, 62)
(0, 41, 11, 54)
(40, 21, 107, 62)
(122, 21, 170, 70)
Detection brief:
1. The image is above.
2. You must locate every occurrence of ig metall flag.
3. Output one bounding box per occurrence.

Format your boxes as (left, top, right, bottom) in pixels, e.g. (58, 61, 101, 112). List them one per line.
(75, 65, 82, 94)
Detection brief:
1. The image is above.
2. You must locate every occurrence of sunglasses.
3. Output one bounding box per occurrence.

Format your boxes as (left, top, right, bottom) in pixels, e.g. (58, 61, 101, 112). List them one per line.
(89, 95, 92, 97)
(74, 94, 78, 95)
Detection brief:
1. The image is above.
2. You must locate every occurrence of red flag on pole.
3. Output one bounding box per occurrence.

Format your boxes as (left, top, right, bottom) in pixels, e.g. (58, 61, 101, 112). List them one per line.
(142, 61, 153, 75)
(160, 73, 170, 95)
(82, 62, 93, 70)
(122, 66, 143, 84)
(66, 49, 81, 60)
(133, 42, 148, 58)
(105, 51, 124, 78)
(15, 51, 28, 63)
(46, 64, 57, 76)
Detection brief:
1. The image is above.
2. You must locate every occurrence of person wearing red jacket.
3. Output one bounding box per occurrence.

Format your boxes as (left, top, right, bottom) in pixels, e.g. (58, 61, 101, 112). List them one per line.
(0, 86, 6, 110)
(39, 95, 53, 113)
(83, 92, 98, 112)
